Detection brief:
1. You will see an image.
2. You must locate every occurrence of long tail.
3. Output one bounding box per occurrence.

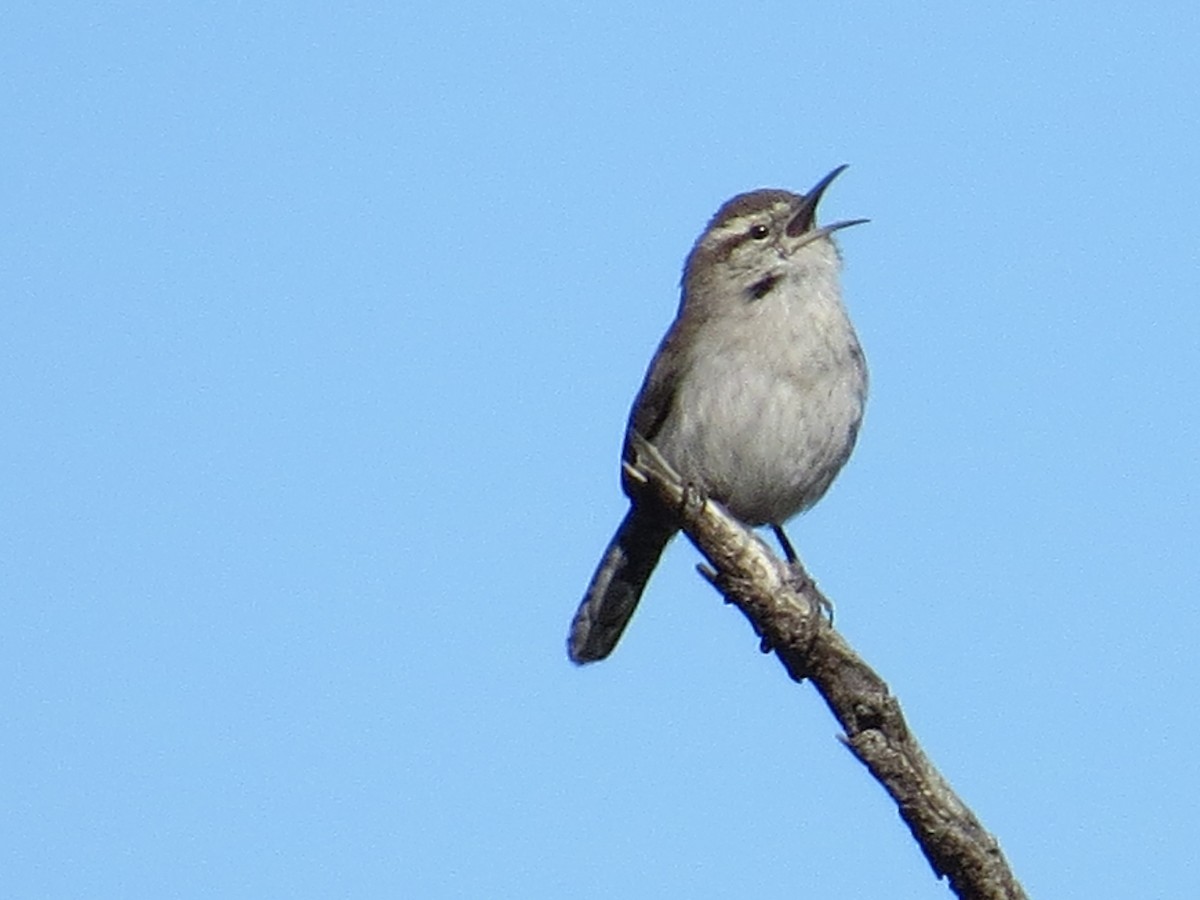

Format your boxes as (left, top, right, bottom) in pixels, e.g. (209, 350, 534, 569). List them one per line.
(568, 505, 676, 664)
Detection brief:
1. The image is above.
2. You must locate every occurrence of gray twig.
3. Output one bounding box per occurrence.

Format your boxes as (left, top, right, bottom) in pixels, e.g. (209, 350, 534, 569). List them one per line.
(624, 432, 1029, 900)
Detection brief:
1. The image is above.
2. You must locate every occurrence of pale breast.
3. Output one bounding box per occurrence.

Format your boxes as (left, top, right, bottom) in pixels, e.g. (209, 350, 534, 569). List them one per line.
(652, 286, 866, 525)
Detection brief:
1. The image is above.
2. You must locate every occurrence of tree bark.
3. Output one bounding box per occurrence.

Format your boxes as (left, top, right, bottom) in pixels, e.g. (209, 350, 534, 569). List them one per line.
(623, 433, 1029, 900)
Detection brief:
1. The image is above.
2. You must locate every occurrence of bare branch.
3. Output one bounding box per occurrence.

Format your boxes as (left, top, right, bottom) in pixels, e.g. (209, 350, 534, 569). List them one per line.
(624, 433, 1029, 900)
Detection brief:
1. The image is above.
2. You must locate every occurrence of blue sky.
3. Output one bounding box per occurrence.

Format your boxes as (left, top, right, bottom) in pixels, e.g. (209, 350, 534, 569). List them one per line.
(4, 2, 1198, 897)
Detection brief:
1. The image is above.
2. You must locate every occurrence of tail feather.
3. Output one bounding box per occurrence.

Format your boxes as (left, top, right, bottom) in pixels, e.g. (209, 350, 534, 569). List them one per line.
(568, 506, 676, 664)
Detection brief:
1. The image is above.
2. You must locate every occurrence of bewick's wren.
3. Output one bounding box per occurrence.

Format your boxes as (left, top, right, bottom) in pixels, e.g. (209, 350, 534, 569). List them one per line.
(568, 165, 868, 664)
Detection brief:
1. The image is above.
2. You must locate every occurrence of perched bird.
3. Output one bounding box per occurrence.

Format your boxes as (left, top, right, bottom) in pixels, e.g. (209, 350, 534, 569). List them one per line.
(568, 165, 868, 664)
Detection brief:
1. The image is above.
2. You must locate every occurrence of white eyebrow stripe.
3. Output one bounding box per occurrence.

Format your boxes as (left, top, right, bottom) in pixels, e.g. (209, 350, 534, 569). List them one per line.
(705, 202, 793, 243)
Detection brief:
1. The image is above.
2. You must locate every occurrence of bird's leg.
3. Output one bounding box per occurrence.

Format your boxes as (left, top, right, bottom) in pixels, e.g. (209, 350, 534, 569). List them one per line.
(771, 524, 833, 624)
(771, 524, 800, 565)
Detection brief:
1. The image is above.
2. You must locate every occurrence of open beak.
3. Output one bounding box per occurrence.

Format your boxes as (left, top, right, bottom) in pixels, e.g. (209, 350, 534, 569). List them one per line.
(786, 164, 869, 246)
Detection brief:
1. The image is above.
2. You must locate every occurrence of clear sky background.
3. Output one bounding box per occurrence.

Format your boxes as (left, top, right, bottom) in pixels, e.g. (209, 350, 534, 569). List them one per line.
(4, 3, 1198, 897)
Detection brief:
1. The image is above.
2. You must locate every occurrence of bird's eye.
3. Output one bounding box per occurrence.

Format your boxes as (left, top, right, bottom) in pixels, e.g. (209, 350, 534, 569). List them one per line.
(749, 224, 770, 240)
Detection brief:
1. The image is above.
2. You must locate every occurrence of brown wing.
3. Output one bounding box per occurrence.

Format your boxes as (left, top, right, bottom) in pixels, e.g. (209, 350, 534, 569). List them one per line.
(622, 316, 690, 463)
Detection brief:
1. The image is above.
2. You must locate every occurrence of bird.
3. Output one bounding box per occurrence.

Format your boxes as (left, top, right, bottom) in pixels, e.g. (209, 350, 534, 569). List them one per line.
(568, 165, 868, 664)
